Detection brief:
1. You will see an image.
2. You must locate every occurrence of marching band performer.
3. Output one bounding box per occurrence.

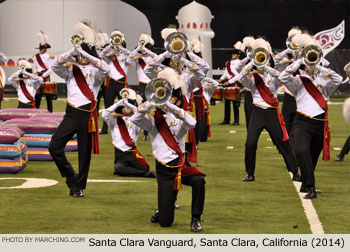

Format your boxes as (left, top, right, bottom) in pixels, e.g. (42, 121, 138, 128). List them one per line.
(218, 44, 241, 125)
(279, 33, 342, 199)
(102, 88, 155, 178)
(130, 67, 206, 232)
(8, 59, 43, 108)
(130, 33, 156, 141)
(0, 51, 7, 109)
(48, 22, 109, 197)
(33, 31, 55, 112)
(98, 30, 135, 135)
(144, 28, 205, 163)
(231, 38, 301, 183)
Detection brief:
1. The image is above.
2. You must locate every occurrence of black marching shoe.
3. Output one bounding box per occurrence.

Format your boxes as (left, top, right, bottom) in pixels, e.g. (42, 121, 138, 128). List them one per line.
(232, 122, 239, 126)
(300, 186, 321, 194)
(99, 129, 108, 135)
(150, 210, 159, 223)
(335, 154, 344, 161)
(242, 175, 255, 182)
(191, 218, 202, 232)
(292, 173, 301, 182)
(219, 121, 230, 125)
(174, 201, 180, 210)
(145, 171, 156, 178)
(304, 188, 317, 199)
(142, 135, 149, 141)
(72, 185, 84, 198)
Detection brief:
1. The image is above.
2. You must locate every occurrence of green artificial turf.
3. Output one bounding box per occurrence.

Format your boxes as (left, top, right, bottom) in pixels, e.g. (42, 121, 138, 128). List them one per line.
(0, 98, 349, 234)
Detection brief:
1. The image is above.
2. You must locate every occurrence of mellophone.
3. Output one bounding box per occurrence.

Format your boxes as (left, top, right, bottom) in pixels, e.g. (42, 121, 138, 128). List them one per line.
(212, 83, 241, 101)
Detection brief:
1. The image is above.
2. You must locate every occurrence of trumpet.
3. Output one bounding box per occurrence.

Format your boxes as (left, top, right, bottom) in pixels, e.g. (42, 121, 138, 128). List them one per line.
(164, 32, 189, 55)
(301, 44, 323, 67)
(110, 34, 123, 46)
(120, 88, 130, 99)
(71, 34, 84, 60)
(139, 40, 145, 46)
(251, 48, 270, 68)
(145, 78, 173, 106)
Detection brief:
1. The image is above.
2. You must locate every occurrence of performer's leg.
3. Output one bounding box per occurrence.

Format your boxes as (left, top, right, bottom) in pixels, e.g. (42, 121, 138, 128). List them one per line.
(182, 175, 205, 218)
(114, 149, 150, 177)
(223, 99, 230, 123)
(265, 110, 298, 174)
(35, 91, 42, 109)
(340, 136, 350, 156)
(244, 91, 253, 129)
(245, 107, 265, 177)
(46, 94, 53, 113)
(156, 161, 178, 227)
(75, 109, 92, 190)
(233, 101, 240, 125)
(49, 105, 78, 181)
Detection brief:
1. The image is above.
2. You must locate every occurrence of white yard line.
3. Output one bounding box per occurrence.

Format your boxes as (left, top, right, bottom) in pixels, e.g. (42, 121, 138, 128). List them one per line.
(290, 174, 325, 234)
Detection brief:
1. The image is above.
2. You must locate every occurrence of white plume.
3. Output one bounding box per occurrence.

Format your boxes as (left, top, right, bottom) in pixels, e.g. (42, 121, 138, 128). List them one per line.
(189, 38, 204, 53)
(253, 38, 270, 52)
(292, 33, 314, 48)
(36, 31, 47, 45)
(74, 22, 96, 46)
(18, 59, 32, 70)
(139, 33, 151, 45)
(158, 67, 187, 95)
(242, 36, 255, 48)
(111, 30, 125, 38)
(234, 41, 242, 50)
(102, 33, 109, 45)
(288, 28, 302, 38)
(343, 98, 350, 126)
(95, 33, 105, 49)
(136, 95, 143, 106)
(161, 28, 177, 40)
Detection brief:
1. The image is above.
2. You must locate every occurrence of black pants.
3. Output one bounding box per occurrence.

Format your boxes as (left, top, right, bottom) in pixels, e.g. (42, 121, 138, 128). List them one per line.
(138, 82, 148, 137)
(49, 103, 92, 189)
(244, 90, 253, 129)
(17, 101, 33, 109)
(294, 113, 325, 189)
(0, 88, 2, 110)
(35, 91, 53, 112)
(101, 77, 125, 133)
(193, 92, 208, 144)
(340, 136, 350, 156)
(97, 84, 107, 116)
(224, 99, 240, 124)
(156, 158, 205, 227)
(114, 148, 149, 177)
(282, 93, 298, 161)
(245, 106, 297, 176)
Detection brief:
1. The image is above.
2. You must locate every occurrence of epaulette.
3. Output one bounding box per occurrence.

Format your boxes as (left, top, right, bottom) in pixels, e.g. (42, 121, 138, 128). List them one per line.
(147, 110, 156, 117)
(247, 72, 254, 78)
(323, 75, 330, 81)
(64, 62, 73, 68)
(49, 54, 55, 59)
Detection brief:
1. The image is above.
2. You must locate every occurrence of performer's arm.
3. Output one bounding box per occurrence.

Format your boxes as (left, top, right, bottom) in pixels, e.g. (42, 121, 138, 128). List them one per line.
(98, 44, 114, 63)
(180, 57, 205, 92)
(144, 51, 171, 79)
(165, 101, 196, 131)
(265, 65, 282, 87)
(187, 51, 210, 74)
(102, 99, 125, 126)
(278, 59, 302, 94)
(274, 48, 292, 64)
(238, 57, 250, 69)
(129, 101, 154, 132)
(8, 70, 21, 88)
(142, 47, 158, 58)
(0, 52, 7, 64)
(316, 65, 343, 96)
(51, 48, 76, 79)
(21, 71, 43, 86)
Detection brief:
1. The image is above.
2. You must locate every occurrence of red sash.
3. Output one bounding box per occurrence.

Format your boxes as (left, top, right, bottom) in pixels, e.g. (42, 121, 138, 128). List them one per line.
(196, 84, 205, 121)
(35, 53, 48, 71)
(226, 59, 235, 77)
(300, 76, 330, 161)
(112, 57, 128, 88)
(19, 80, 35, 108)
(253, 73, 289, 142)
(154, 110, 204, 190)
(204, 98, 211, 137)
(138, 57, 146, 70)
(72, 64, 99, 154)
(116, 116, 149, 167)
(182, 94, 197, 163)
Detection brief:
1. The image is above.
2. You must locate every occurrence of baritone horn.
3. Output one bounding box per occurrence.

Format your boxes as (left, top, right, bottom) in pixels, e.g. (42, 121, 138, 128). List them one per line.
(145, 78, 173, 106)
(301, 44, 323, 67)
(286, 34, 299, 51)
(164, 32, 189, 55)
(110, 34, 123, 45)
(251, 47, 270, 68)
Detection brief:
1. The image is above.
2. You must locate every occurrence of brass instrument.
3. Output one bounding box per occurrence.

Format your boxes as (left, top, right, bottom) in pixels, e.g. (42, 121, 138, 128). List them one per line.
(145, 78, 173, 106)
(286, 34, 299, 51)
(164, 32, 189, 55)
(251, 48, 270, 68)
(120, 88, 130, 99)
(110, 34, 123, 45)
(71, 34, 84, 60)
(301, 44, 323, 67)
(139, 40, 145, 46)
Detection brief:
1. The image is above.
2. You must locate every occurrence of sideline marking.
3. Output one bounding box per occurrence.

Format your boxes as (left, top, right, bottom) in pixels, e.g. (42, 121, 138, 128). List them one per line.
(0, 178, 58, 189)
(88, 179, 149, 183)
(290, 174, 325, 234)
